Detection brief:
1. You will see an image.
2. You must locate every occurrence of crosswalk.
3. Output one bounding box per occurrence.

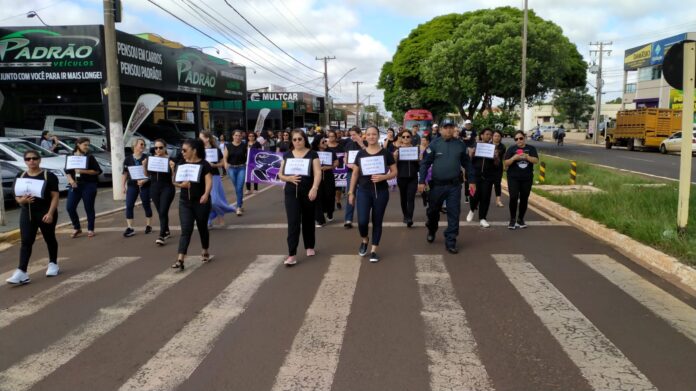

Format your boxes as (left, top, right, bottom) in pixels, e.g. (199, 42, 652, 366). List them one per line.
(0, 251, 695, 391)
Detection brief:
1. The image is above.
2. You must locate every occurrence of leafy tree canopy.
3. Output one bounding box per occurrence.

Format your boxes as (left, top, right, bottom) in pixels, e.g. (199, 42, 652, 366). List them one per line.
(552, 87, 595, 128)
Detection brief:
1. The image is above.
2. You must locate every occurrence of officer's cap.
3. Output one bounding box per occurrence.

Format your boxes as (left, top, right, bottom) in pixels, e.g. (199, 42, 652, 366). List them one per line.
(441, 119, 456, 128)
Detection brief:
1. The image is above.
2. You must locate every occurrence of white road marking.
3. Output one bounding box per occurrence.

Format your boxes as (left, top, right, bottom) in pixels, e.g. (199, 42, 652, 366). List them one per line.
(271, 255, 361, 391)
(0, 261, 204, 391)
(493, 254, 656, 391)
(415, 254, 493, 391)
(621, 156, 653, 163)
(1, 257, 69, 281)
(0, 257, 139, 329)
(118, 255, 282, 391)
(575, 254, 696, 345)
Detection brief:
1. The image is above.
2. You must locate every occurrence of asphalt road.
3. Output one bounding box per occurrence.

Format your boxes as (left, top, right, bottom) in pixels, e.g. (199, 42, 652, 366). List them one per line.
(528, 140, 693, 182)
(1, 183, 695, 391)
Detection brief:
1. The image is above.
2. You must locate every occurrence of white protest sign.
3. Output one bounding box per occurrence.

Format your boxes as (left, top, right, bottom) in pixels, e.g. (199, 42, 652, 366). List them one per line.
(14, 178, 45, 198)
(65, 155, 88, 170)
(205, 148, 219, 163)
(127, 165, 148, 180)
(175, 164, 202, 183)
(283, 158, 311, 176)
(147, 156, 170, 173)
(474, 143, 496, 159)
(317, 151, 333, 166)
(398, 146, 419, 161)
(360, 156, 386, 176)
(347, 150, 359, 164)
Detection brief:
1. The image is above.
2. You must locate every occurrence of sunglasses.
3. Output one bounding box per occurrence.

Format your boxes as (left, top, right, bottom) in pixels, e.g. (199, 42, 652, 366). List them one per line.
(292, 138, 304, 142)
(402, 135, 411, 139)
(24, 156, 40, 161)
(515, 137, 524, 141)
(154, 146, 165, 150)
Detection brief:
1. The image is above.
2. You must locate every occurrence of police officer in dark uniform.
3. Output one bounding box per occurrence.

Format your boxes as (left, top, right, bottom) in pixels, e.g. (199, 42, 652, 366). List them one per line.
(418, 119, 476, 254)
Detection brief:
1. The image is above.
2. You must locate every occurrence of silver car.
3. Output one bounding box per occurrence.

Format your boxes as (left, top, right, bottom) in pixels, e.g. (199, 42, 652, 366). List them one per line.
(20, 136, 113, 184)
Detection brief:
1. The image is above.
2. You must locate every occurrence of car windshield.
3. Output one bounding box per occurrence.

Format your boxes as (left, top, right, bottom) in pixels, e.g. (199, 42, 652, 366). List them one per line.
(138, 126, 185, 145)
(61, 138, 105, 153)
(1, 141, 57, 158)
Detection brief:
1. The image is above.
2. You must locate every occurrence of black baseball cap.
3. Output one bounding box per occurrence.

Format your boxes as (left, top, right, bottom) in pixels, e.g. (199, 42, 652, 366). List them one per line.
(441, 119, 456, 127)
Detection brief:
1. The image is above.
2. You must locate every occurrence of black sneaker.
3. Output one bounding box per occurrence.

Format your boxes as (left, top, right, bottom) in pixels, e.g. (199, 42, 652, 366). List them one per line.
(163, 231, 172, 240)
(145, 225, 152, 234)
(336, 202, 342, 210)
(344, 221, 353, 229)
(123, 227, 135, 237)
(508, 220, 517, 230)
(517, 219, 528, 229)
(446, 246, 458, 254)
(369, 252, 380, 263)
(358, 242, 368, 257)
(426, 231, 435, 243)
(406, 219, 413, 228)
(155, 237, 165, 246)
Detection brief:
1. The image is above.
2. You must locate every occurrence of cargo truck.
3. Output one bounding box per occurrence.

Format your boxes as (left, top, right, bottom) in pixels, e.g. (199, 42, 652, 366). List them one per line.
(605, 108, 682, 151)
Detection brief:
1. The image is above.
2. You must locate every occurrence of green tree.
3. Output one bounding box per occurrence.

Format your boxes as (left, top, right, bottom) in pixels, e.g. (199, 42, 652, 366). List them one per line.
(552, 87, 595, 128)
(606, 97, 622, 104)
(420, 7, 586, 119)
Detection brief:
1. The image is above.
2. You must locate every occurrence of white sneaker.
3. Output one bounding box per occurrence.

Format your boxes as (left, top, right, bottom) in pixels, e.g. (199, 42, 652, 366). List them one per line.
(480, 219, 490, 228)
(466, 210, 475, 222)
(6, 269, 30, 285)
(46, 262, 60, 277)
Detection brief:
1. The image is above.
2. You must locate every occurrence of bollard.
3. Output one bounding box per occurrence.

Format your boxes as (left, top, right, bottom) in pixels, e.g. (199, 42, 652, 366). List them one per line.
(539, 162, 546, 183)
(570, 161, 577, 185)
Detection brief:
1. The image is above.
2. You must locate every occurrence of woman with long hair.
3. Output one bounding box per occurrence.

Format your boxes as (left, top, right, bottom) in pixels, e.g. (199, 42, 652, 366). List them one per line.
(223, 129, 248, 216)
(504, 131, 539, 230)
(465, 128, 506, 228)
(394, 129, 419, 227)
(276, 130, 291, 153)
(246, 132, 262, 193)
(200, 130, 235, 227)
(147, 138, 177, 245)
(65, 137, 102, 238)
(278, 129, 321, 266)
(173, 138, 213, 270)
(6, 150, 60, 284)
(122, 138, 153, 237)
(312, 135, 338, 227)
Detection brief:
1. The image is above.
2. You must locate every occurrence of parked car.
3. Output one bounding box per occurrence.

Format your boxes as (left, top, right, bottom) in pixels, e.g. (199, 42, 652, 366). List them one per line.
(157, 119, 198, 139)
(659, 131, 696, 154)
(1, 161, 22, 202)
(19, 136, 113, 184)
(5, 115, 108, 150)
(0, 138, 69, 191)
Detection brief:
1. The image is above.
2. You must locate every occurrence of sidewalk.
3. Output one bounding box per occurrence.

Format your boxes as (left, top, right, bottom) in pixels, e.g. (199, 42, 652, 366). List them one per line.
(539, 130, 604, 147)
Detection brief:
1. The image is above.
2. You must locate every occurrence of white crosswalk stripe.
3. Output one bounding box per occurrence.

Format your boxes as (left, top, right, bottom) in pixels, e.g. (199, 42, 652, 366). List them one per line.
(415, 254, 494, 391)
(575, 254, 696, 345)
(271, 255, 361, 391)
(0, 261, 204, 391)
(493, 254, 657, 391)
(119, 255, 283, 391)
(0, 257, 139, 329)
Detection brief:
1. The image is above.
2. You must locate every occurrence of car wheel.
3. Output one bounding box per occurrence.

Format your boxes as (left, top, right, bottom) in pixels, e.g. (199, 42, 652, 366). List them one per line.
(660, 144, 667, 154)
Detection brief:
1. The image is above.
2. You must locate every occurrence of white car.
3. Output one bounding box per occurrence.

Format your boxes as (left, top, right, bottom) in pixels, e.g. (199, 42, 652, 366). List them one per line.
(659, 131, 696, 154)
(0, 138, 69, 191)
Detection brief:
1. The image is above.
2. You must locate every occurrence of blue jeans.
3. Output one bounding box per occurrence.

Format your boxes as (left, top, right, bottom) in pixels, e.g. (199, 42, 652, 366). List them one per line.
(125, 184, 153, 220)
(356, 187, 389, 246)
(344, 171, 355, 222)
(66, 181, 98, 231)
(227, 166, 246, 208)
(426, 184, 462, 248)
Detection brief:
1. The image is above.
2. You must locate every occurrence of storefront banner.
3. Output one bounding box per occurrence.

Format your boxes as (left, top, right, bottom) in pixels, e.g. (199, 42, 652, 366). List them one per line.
(123, 93, 163, 145)
(254, 108, 270, 133)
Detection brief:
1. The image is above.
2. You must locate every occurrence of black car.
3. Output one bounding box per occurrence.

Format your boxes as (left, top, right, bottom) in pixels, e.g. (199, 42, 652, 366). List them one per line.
(2, 161, 22, 202)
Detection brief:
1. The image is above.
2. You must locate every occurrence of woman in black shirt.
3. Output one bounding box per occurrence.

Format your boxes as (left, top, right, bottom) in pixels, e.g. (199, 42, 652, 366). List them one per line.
(325, 130, 343, 210)
(276, 131, 291, 153)
(65, 137, 103, 238)
(246, 132, 262, 193)
(224, 130, 248, 216)
(200, 130, 235, 227)
(504, 131, 540, 230)
(173, 139, 213, 270)
(465, 128, 506, 228)
(278, 129, 322, 266)
(393, 129, 419, 227)
(312, 135, 338, 226)
(348, 126, 398, 263)
(6, 150, 60, 285)
(122, 138, 153, 238)
(146, 138, 177, 245)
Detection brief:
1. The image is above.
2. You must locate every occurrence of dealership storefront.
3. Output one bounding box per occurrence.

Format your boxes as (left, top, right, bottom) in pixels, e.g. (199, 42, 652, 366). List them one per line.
(244, 91, 325, 131)
(0, 25, 246, 142)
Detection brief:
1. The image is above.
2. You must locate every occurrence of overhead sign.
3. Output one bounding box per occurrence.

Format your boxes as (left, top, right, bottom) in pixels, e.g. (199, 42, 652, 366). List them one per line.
(624, 33, 687, 70)
(663, 40, 696, 90)
(248, 92, 300, 102)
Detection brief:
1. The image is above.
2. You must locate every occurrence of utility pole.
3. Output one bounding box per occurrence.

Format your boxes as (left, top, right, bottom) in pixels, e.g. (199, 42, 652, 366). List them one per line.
(364, 93, 374, 125)
(103, 0, 125, 200)
(520, 0, 528, 134)
(353, 81, 363, 128)
(590, 41, 612, 144)
(316, 56, 335, 129)
(677, 41, 695, 234)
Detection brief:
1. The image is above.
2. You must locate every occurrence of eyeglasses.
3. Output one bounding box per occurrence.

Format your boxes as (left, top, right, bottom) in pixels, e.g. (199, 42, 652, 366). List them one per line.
(292, 138, 304, 142)
(24, 156, 40, 161)
(515, 137, 524, 141)
(154, 146, 165, 150)
(402, 136, 411, 139)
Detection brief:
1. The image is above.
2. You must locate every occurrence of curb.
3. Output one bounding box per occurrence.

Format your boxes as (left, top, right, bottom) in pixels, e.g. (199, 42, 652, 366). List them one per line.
(510, 180, 696, 295)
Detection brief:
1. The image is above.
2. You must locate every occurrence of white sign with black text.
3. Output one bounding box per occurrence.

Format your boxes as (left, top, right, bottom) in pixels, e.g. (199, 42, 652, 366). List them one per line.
(360, 156, 386, 176)
(14, 178, 45, 198)
(65, 155, 88, 170)
(284, 158, 311, 176)
(175, 164, 202, 183)
(147, 156, 170, 173)
(127, 165, 148, 181)
(398, 147, 419, 161)
(347, 150, 359, 164)
(474, 143, 496, 159)
(205, 148, 219, 163)
(317, 151, 333, 166)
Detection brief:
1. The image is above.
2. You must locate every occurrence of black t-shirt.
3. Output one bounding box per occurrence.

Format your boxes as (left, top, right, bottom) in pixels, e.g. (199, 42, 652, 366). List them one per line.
(282, 150, 318, 194)
(354, 148, 395, 192)
(226, 142, 248, 165)
(395, 146, 419, 179)
(15, 170, 59, 214)
(205, 148, 224, 176)
(177, 160, 212, 204)
(123, 154, 149, 187)
(277, 140, 291, 153)
(504, 144, 538, 180)
(148, 156, 174, 185)
(66, 154, 102, 183)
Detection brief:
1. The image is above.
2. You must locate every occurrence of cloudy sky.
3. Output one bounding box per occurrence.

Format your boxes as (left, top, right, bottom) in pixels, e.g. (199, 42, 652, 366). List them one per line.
(3, 0, 696, 115)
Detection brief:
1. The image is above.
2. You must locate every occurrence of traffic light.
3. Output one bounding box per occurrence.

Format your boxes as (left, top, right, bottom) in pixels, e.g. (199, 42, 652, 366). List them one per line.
(114, 0, 122, 23)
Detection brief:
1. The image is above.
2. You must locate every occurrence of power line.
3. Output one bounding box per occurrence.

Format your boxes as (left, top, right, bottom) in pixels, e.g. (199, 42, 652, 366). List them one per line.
(0, 0, 65, 23)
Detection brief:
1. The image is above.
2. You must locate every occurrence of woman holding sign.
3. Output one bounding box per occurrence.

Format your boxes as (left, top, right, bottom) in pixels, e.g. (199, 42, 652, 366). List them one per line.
(6, 150, 60, 285)
(147, 139, 177, 246)
(312, 135, 338, 227)
(504, 131, 539, 230)
(394, 129, 419, 227)
(278, 130, 322, 266)
(65, 137, 103, 238)
(348, 126, 398, 263)
(465, 128, 505, 228)
(122, 138, 153, 237)
(173, 139, 213, 270)
(200, 130, 235, 227)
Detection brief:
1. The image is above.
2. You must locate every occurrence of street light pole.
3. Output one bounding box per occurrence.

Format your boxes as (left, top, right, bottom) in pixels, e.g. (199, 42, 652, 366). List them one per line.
(103, 0, 125, 200)
(353, 81, 363, 128)
(520, 0, 528, 134)
(316, 56, 335, 129)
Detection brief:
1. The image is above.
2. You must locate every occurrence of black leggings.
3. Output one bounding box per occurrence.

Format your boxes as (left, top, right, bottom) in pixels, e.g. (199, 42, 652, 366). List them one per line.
(246, 182, 258, 191)
(397, 176, 417, 221)
(508, 178, 533, 222)
(470, 178, 495, 220)
(315, 174, 336, 224)
(285, 189, 316, 256)
(19, 209, 58, 272)
(494, 179, 502, 197)
(151, 182, 175, 237)
(177, 200, 212, 255)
